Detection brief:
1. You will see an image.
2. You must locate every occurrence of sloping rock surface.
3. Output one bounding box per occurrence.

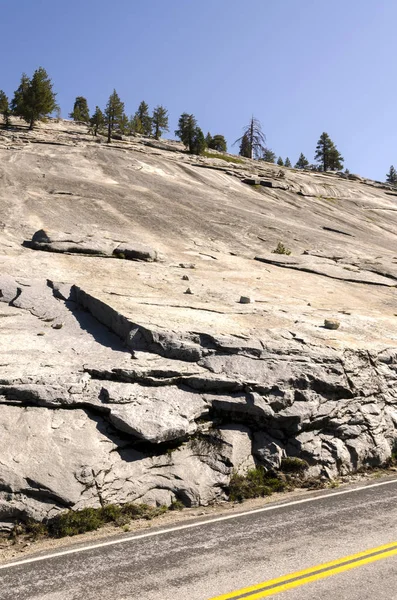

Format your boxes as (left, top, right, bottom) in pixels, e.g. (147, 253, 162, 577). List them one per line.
(1, 119, 397, 523)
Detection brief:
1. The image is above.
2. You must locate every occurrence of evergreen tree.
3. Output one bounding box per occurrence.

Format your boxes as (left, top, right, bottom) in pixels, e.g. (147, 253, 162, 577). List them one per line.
(105, 90, 125, 143)
(191, 127, 206, 155)
(205, 132, 212, 147)
(238, 133, 251, 158)
(262, 148, 276, 163)
(208, 134, 227, 152)
(386, 165, 397, 184)
(10, 73, 30, 116)
(285, 157, 292, 168)
(234, 116, 266, 159)
(315, 132, 343, 171)
(129, 114, 143, 134)
(152, 105, 169, 139)
(175, 113, 197, 151)
(136, 101, 152, 136)
(89, 106, 105, 136)
(277, 157, 284, 166)
(119, 112, 130, 135)
(328, 146, 344, 171)
(12, 67, 57, 130)
(0, 91, 10, 128)
(295, 153, 309, 169)
(69, 96, 90, 122)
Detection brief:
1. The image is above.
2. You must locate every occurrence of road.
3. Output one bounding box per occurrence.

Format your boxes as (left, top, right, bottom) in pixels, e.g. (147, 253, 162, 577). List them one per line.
(1, 478, 397, 599)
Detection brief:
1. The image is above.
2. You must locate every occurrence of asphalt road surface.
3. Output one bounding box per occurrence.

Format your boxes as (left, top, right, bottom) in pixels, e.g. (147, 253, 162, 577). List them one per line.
(1, 478, 397, 600)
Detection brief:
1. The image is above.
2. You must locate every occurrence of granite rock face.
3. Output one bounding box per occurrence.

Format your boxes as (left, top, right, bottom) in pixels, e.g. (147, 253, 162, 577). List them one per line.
(1, 119, 397, 523)
(1, 275, 397, 523)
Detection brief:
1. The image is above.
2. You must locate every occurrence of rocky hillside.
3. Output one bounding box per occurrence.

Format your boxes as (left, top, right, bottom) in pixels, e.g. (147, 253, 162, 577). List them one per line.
(1, 119, 397, 526)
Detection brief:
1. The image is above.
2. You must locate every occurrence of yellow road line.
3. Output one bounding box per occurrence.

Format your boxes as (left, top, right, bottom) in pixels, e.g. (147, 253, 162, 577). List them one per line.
(209, 541, 397, 600)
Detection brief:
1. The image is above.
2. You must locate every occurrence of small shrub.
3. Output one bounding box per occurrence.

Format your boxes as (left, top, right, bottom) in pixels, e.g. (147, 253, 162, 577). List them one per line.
(123, 502, 167, 520)
(280, 457, 308, 474)
(49, 507, 104, 537)
(100, 504, 123, 522)
(122, 503, 152, 520)
(328, 480, 340, 489)
(47, 502, 169, 537)
(272, 242, 291, 256)
(202, 151, 243, 164)
(25, 520, 49, 539)
(228, 467, 286, 503)
(169, 500, 185, 511)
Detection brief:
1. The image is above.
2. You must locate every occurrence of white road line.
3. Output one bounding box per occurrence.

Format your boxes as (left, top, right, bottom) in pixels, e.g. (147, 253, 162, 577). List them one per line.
(1, 478, 396, 570)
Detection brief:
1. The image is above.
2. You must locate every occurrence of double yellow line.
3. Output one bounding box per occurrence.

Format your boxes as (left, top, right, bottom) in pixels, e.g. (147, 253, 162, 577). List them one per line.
(209, 541, 397, 599)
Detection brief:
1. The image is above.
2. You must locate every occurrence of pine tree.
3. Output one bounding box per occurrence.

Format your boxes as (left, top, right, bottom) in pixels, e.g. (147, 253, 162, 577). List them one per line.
(0, 91, 10, 128)
(152, 105, 169, 140)
(238, 133, 251, 158)
(315, 132, 343, 171)
(295, 153, 309, 169)
(386, 165, 397, 184)
(191, 127, 206, 155)
(205, 132, 212, 147)
(328, 147, 344, 171)
(262, 148, 276, 163)
(277, 157, 284, 166)
(69, 96, 90, 122)
(129, 114, 143, 134)
(285, 157, 292, 168)
(175, 113, 197, 152)
(12, 68, 57, 130)
(234, 116, 266, 159)
(136, 101, 152, 136)
(105, 90, 125, 143)
(89, 106, 105, 136)
(208, 134, 227, 152)
(119, 113, 129, 135)
(10, 73, 30, 116)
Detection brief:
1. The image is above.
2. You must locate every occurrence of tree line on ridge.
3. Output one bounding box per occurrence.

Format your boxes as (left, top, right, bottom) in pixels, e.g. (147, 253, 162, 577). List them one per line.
(0, 67, 395, 181)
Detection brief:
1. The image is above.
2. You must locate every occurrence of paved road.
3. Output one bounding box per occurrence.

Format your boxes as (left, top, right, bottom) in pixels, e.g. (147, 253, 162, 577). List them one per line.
(1, 478, 397, 599)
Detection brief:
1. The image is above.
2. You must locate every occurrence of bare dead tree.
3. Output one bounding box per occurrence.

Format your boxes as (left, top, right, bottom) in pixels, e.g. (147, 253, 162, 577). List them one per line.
(234, 116, 266, 159)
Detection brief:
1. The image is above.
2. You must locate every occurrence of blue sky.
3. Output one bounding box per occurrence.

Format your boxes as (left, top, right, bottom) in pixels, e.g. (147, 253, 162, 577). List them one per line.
(1, 0, 396, 180)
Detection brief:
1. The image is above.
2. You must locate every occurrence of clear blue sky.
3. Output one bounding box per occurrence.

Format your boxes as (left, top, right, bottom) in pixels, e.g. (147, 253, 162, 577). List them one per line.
(1, 0, 396, 180)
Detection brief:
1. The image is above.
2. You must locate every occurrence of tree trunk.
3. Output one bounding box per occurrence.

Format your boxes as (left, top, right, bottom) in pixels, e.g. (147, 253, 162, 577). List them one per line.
(250, 118, 254, 160)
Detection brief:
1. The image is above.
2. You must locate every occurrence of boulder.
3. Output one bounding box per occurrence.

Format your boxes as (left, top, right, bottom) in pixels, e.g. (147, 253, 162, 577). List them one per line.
(113, 243, 158, 262)
(31, 230, 115, 255)
(30, 230, 158, 261)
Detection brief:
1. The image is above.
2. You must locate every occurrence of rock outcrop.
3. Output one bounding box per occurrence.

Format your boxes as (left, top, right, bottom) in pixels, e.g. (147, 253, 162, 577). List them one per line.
(30, 229, 158, 261)
(1, 118, 397, 525)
